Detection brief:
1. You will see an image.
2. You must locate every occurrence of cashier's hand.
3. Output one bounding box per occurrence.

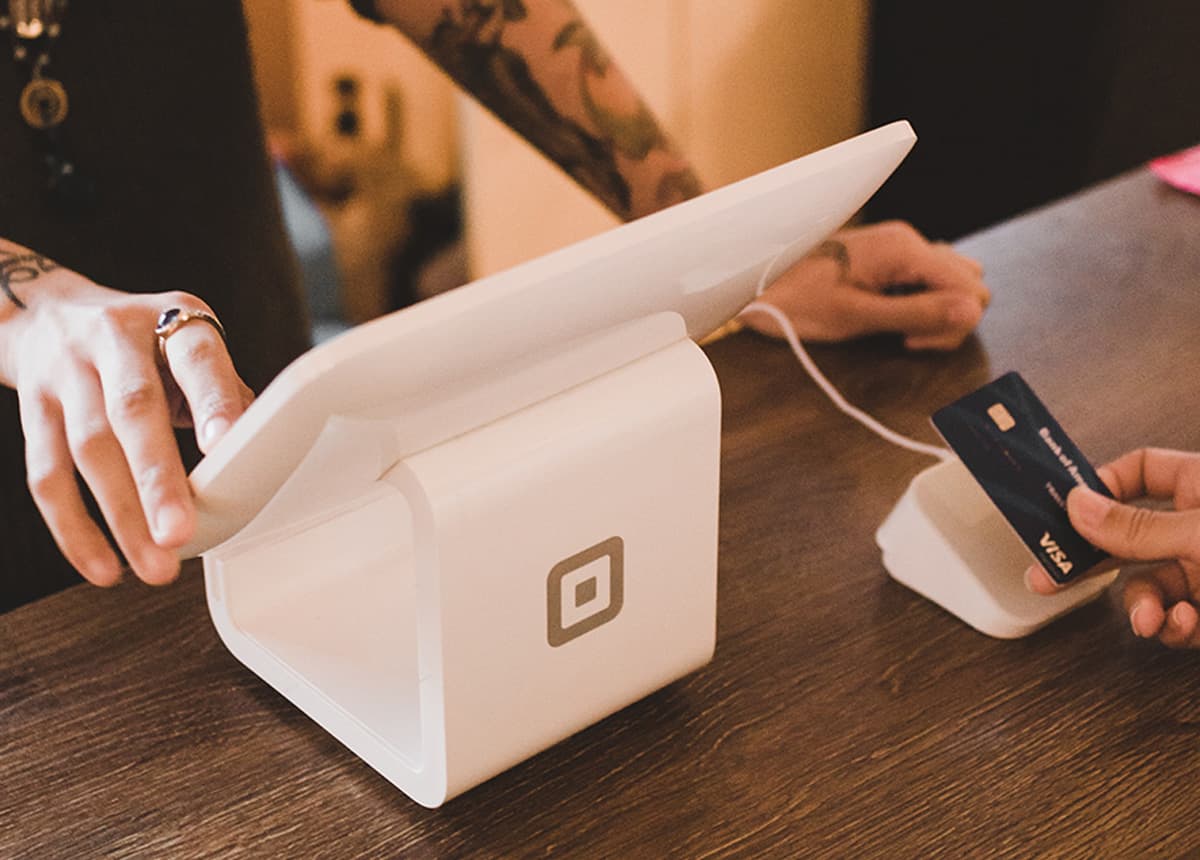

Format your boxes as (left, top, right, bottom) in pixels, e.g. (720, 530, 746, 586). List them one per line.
(0, 247, 252, 588)
(740, 221, 990, 350)
(1025, 448, 1200, 648)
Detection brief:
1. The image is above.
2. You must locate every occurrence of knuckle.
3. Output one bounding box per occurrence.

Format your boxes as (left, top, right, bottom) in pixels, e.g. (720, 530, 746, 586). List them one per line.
(192, 389, 241, 423)
(19, 385, 58, 418)
(161, 290, 212, 316)
(177, 334, 223, 366)
(107, 379, 160, 422)
(133, 461, 174, 502)
(948, 299, 981, 329)
(877, 219, 921, 248)
(67, 419, 112, 461)
(1179, 456, 1200, 509)
(87, 305, 148, 356)
(26, 462, 69, 504)
(1187, 518, 1200, 562)
(93, 303, 138, 337)
(1119, 506, 1159, 551)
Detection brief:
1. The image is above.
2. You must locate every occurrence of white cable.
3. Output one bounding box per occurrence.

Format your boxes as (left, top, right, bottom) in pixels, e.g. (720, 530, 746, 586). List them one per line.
(740, 300, 952, 461)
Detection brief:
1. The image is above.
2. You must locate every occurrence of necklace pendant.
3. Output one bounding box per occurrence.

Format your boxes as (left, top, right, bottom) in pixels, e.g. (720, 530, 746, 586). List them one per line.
(8, 0, 64, 39)
(19, 75, 67, 128)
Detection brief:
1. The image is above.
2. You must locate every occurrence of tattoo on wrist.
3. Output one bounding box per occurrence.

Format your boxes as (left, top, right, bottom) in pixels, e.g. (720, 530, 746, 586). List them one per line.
(0, 248, 58, 309)
(810, 239, 850, 272)
(809, 239, 867, 290)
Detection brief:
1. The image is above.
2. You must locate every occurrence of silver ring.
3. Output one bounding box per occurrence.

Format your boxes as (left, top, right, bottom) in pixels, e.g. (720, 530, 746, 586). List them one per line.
(155, 307, 227, 363)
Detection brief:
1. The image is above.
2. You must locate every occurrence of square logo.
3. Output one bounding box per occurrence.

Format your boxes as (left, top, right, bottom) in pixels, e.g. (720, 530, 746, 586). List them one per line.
(546, 536, 624, 647)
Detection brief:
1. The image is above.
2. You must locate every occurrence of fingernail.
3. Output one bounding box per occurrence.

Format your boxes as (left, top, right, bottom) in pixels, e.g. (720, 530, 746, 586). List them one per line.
(201, 416, 231, 450)
(88, 558, 121, 587)
(153, 503, 188, 544)
(1171, 603, 1190, 627)
(1068, 487, 1110, 531)
(1130, 605, 1149, 637)
(1023, 565, 1056, 593)
(144, 546, 181, 585)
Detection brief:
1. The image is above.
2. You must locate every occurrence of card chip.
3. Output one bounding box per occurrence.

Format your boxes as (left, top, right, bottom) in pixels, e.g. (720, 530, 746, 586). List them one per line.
(988, 402, 1016, 431)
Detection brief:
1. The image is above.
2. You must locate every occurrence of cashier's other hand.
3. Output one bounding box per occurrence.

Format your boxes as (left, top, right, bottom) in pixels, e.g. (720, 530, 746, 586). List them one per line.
(0, 256, 253, 588)
(740, 221, 990, 351)
(1025, 448, 1200, 648)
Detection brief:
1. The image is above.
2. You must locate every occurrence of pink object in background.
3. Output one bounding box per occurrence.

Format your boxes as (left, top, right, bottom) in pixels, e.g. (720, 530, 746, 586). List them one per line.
(1149, 144, 1200, 196)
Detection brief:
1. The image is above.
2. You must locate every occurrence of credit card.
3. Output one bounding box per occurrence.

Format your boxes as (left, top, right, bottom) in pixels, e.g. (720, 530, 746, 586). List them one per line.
(931, 371, 1113, 583)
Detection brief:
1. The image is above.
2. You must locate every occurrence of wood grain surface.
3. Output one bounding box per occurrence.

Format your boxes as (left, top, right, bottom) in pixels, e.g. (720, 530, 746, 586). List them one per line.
(3, 169, 1200, 858)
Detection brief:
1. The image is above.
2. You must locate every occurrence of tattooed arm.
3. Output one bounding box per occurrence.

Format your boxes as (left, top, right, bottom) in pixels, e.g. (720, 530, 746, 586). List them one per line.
(361, 0, 700, 220)
(0, 237, 251, 587)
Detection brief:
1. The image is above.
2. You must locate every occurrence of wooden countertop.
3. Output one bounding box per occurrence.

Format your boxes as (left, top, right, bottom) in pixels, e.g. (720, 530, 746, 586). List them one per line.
(3, 168, 1199, 858)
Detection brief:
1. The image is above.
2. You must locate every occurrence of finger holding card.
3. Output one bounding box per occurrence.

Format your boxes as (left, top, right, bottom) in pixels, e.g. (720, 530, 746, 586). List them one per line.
(1023, 465, 1122, 596)
(1029, 448, 1200, 647)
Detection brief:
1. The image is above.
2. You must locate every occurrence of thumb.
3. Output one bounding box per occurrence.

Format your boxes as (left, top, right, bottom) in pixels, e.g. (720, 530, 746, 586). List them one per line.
(1068, 485, 1200, 562)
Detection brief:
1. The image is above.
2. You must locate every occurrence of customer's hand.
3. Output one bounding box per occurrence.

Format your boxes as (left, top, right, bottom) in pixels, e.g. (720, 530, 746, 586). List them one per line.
(1025, 448, 1200, 648)
(741, 221, 990, 350)
(0, 253, 252, 587)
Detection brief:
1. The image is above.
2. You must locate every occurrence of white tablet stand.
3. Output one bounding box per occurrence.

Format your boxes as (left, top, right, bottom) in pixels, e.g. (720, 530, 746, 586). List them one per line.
(877, 458, 1118, 639)
(188, 123, 917, 806)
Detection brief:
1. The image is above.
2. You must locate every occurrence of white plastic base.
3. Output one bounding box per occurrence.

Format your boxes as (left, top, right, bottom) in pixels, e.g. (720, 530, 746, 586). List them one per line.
(877, 458, 1117, 639)
(188, 123, 920, 806)
(202, 336, 720, 806)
